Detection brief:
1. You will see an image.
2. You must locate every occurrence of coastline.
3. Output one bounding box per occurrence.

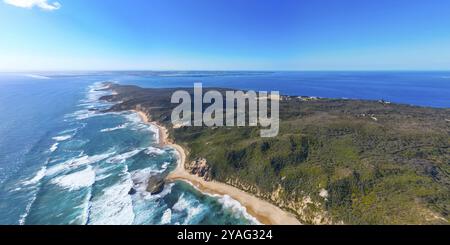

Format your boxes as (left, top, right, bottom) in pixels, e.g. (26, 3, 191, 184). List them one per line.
(135, 110, 301, 225)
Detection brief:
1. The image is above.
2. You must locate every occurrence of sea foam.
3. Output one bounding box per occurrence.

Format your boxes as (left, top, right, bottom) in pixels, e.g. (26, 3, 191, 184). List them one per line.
(172, 193, 206, 224)
(19, 166, 48, 225)
(183, 181, 261, 224)
(88, 168, 135, 225)
(160, 209, 172, 224)
(100, 123, 129, 133)
(217, 195, 261, 225)
(46, 152, 115, 177)
(145, 146, 166, 155)
(18, 195, 37, 225)
(106, 148, 143, 164)
(22, 166, 47, 186)
(50, 166, 96, 191)
(50, 143, 59, 152)
(52, 135, 72, 142)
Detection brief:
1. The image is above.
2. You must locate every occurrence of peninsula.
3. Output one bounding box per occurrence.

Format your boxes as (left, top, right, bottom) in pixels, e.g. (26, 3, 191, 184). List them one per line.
(101, 83, 450, 225)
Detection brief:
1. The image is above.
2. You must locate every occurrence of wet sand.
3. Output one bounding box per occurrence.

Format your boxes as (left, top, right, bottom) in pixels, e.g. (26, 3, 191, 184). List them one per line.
(135, 110, 301, 225)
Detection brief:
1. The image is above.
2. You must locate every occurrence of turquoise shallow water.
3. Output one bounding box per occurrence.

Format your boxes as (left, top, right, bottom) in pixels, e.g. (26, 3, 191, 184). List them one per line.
(0, 78, 258, 225)
(0, 71, 449, 224)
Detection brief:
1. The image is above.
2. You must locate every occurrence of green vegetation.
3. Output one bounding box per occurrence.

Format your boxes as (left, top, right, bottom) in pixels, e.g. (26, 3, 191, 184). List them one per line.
(102, 84, 450, 224)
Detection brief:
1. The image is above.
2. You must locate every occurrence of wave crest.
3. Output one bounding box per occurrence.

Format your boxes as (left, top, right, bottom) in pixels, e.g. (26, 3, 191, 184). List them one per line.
(50, 166, 96, 191)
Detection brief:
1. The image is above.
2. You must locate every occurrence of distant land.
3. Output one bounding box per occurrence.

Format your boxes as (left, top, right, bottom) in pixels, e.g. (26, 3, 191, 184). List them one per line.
(101, 83, 450, 224)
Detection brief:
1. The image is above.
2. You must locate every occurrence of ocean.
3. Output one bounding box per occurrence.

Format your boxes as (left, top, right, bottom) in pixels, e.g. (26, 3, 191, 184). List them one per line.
(0, 71, 449, 225)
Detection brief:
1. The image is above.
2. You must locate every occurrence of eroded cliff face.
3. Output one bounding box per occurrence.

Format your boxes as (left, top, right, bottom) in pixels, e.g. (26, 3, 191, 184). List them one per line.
(224, 178, 336, 225)
(185, 156, 334, 224)
(102, 83, 450, 225)
(185, 158, 213, 182)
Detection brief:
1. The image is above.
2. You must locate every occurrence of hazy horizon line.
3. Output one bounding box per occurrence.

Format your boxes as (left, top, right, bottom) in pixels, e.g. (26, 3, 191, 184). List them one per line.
(1, 69, 450, 73)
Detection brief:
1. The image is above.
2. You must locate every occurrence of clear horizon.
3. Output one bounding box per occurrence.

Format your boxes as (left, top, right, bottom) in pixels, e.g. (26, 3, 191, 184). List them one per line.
(1, 0, 450, 71)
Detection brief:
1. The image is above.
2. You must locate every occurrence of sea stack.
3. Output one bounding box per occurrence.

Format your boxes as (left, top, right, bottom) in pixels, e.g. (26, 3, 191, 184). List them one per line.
(146, 175, 165, 195)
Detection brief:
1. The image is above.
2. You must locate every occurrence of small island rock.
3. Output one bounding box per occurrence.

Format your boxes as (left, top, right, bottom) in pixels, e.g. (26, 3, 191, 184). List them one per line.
(146, 175, 165, 194)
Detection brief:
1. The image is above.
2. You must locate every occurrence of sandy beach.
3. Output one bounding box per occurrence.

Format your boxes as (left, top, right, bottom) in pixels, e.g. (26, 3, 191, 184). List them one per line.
(135, 110, 301, 225)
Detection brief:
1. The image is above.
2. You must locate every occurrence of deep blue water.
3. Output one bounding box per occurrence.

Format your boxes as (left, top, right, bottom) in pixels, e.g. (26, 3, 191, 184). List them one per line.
(0, 71, 448, 225)
(110, 71, 450, 108)
(0, 74, 258, 225)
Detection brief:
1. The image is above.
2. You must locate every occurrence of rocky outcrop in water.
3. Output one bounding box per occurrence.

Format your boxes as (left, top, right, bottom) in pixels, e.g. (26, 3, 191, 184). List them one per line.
(102, 83, 450, 224)
(146, 175, 165, 194)
(128, 187, 137, 195)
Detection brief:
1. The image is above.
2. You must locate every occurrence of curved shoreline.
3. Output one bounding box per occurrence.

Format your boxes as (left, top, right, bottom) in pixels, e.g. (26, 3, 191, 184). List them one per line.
(135, 110, 301, 225)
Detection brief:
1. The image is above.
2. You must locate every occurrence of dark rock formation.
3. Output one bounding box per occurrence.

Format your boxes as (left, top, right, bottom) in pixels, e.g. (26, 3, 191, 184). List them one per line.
(186, 158, 212, 181)
(128, 188, 137, 195)
(146, 175, 165, 194)
(100, 82, 450, 224)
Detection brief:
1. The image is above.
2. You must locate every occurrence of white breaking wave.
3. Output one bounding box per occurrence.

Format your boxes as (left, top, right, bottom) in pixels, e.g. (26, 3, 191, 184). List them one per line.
(66, 109, 118, 121)
(52, 135, 72, 142)
(149, 124, 160, 143)
(100, 123, 129, 133)
(217, 195, 261, 225)
(130, 166, 165, 195)
(172, 193, 206, 224)
(160, 209, 172, 224)
(94, 163, 122, 177)
(94, 173, 112, 182)
(148, 162, 171, 175)
(144, 183, 175, 200)
(124, 113, 142, 124)
(63, 82, 117, 122)
(22, 166, 47, 186)
(185, 205, 205, 224)
(46, 152, 115, 177)
(19, 160, 52, 225)
(183, 180, 261, 224)
(172, 193, 191, 212)
(88, 168, 135, 225)
(124, 113, 160, 142)
(130, 162, 171, 190)
(145, 146, 166, 155)
(50, 166, 96, 191)
(18, 194, 37, 225)
(50, 134, 73, 152)
(160, 162, 170, 172)
(57, 128, 78, 135)
(84, 82, 113, 103)
(79, 187, 93, 225)
(67, 109, 97, 121)
(106, 149, 142, 164)
(130, 168, 152, 191)
(89, 82, 114, 91)
(50, 143, 58, 152)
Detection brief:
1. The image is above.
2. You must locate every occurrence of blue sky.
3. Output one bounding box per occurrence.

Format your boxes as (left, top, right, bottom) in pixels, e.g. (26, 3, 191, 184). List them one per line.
(1, 0, 450, 71)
